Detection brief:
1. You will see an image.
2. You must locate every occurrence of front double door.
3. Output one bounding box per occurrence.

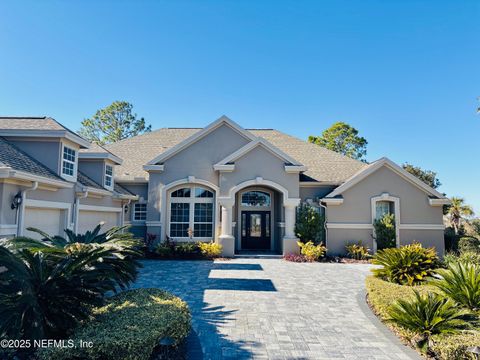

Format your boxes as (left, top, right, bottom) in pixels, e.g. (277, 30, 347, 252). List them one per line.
(241, 211, 271, 250)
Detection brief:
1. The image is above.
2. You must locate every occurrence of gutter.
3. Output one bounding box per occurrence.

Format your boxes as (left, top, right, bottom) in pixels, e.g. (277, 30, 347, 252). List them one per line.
(16, 181, 38, 236)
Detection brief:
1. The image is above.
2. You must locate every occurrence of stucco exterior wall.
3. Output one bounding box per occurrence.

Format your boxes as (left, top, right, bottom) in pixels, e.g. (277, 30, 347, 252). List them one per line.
(325, 166, 444, 255)
(78, 160, 106, 188)
(6, 139, 62, 175)
(328, 229, 373, 255)
(0, 182, 21, 224)
(219, 146, 300, 198)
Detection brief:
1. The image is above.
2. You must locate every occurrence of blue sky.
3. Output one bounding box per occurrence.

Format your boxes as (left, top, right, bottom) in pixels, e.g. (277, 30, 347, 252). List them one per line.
(1, 1, 479, 212)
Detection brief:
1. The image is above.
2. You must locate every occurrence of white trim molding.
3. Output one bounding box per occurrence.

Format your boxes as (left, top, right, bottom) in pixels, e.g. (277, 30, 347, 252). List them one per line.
(78, 204, 122, 213)
(147, 116, 256, 165)
(79, 152, 123, 165)
(284, 165, 308, 173)
(399, 224, 445, 230)
(0, 128, 90, 148)
(213, 164, 235, 172)
(146, 221, 162, 226)
(0, 167, 73, 189)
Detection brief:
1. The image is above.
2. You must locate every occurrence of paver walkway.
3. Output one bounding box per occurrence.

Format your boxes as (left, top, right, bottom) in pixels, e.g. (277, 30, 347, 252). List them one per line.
(133, 258, 420, 360)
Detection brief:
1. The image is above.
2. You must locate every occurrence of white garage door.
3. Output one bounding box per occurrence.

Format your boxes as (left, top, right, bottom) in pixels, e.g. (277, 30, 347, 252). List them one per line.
(24, 207, 63, 239)
(78, 211, 119, 234)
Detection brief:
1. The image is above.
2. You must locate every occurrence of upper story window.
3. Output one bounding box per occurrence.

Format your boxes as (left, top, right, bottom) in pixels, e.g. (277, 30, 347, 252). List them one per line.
(104, 164, 113, 189)
(241, 191, 271, 207)
(62, 145, 76, 179)
(133, 203, 147, 221)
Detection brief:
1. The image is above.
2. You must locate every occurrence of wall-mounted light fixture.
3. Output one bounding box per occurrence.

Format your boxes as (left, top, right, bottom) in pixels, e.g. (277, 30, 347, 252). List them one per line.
(11, 192, 22, 210)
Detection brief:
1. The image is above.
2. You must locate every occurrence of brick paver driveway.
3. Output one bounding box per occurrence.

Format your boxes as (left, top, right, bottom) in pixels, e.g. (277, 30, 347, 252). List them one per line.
(133, 258, 419, 360)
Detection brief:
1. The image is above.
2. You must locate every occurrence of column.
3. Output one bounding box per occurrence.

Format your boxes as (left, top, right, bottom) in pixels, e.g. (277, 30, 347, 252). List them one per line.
(282, 198, 301, 255)
(218, 198, 235, 257)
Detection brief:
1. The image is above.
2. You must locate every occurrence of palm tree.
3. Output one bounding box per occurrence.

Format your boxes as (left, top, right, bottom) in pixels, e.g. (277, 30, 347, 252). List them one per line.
(447, 197, 474, 234)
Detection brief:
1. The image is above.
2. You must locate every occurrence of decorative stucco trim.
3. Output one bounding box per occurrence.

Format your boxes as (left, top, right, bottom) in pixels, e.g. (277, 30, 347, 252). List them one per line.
(227, 178, 291, 200)
(147, 115, 257, 165)
(326, 223, 373, 229)
(429, 198, 451, 206)
(321, 197, 344, 205)
(213, 164, 235, 172)
(324, 157, 447, 201)
(78, 204, 122, 213)
(143, 165, 164, 172)
(399, 224, 445, 230)
(300, 181, 341, 187)
(371, 193, 401, 252)
(25, 199, 71, 210)
(214, 138, 304, 168)
(146, 221, 162, 226)
(284, 165, 308, 173)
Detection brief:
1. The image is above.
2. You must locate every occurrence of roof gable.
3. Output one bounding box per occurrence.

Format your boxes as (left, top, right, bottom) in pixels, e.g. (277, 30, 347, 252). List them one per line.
(325, 157, 448, 199)
(213, 138, 305, 172)
(146, 116, 256, 165)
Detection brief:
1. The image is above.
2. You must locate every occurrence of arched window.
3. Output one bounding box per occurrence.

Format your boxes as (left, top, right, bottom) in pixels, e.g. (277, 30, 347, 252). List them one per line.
(169, 185, 214, 238)
(241, 191, 271, 207)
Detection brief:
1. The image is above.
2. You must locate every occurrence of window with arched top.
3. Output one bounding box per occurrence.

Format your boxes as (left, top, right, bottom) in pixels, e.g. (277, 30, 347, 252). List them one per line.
(169, 185, 214, 238)
(241, 191, 271, 207)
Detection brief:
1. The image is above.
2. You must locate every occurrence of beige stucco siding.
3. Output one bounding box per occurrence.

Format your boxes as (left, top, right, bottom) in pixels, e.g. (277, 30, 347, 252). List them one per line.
(327, 167, 443, 225)
(328, 229, 373, 255)
(326, 166, 444, 255)
(400, 229, 445, 254)
(220, 146, 299, 198)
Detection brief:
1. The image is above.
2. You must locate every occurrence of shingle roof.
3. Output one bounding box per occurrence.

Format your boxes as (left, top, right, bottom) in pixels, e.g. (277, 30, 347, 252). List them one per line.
(0, 116, 90, 148)
(77, 171, 104, 190)
(105, 127, 367, 183)
(0, 137, 65, 181)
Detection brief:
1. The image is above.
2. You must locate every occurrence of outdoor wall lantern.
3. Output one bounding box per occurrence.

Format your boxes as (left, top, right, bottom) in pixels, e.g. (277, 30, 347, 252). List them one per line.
(11, 192, 22, 210)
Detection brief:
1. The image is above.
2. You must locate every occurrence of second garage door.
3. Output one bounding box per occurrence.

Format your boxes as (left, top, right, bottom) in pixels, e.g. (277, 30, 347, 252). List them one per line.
(78, 210, 119, 234)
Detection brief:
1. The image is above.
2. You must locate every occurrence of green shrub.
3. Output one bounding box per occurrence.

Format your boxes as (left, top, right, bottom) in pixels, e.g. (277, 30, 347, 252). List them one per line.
(431, 262, 480, 311)
(372, 243, 439, 285)
(175, 242, 199, 256)
(366, 276, 478, 360)
(345, 241, 371, 260)
(297, 241, 326, 262)
(294, 203, 324, 244)
(373, 213, 396, 250)
(459, 237, 480, 254)
(444, 251, 480, 266)
(37, 288, 191, 360)
(0, 226, 142, 341)
(198, 241, 222, 258)
(387, 291, 471, 353)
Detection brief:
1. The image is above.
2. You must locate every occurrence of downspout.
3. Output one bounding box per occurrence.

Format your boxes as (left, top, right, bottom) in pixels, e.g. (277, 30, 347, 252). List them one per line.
(319, 201, 328, 247)
(74, 189, 88, 234)
(17, 181, 38, 236)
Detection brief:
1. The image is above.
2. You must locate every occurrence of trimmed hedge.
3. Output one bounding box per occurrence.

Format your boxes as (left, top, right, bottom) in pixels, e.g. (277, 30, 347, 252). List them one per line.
(366, 276, 480, 360)
(37, 288, 191, 360)
(459, 236, 480, 254)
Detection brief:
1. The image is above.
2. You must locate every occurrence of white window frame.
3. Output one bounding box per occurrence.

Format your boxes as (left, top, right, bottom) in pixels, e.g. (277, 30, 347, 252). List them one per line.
(104, 163, 114, 190)
(133, 203, 147, 222)
(167, 185, 215, 240)
(60, 143, 77, 181)
(371, 193, 400, 252)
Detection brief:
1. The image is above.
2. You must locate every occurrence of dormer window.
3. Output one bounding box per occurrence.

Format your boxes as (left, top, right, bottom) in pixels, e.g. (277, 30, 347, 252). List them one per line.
(61, 145, 77, 180)
(104, 164, 113, 190)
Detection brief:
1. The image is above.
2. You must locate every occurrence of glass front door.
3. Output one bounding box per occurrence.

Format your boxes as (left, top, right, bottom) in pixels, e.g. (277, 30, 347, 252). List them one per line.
(241, 211, 271, 250)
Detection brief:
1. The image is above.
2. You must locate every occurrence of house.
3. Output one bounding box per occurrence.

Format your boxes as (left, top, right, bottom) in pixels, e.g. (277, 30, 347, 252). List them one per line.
(104, 115, 449, 256)
(0, 115, 449, 256)
(0, 117, 137, 240)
